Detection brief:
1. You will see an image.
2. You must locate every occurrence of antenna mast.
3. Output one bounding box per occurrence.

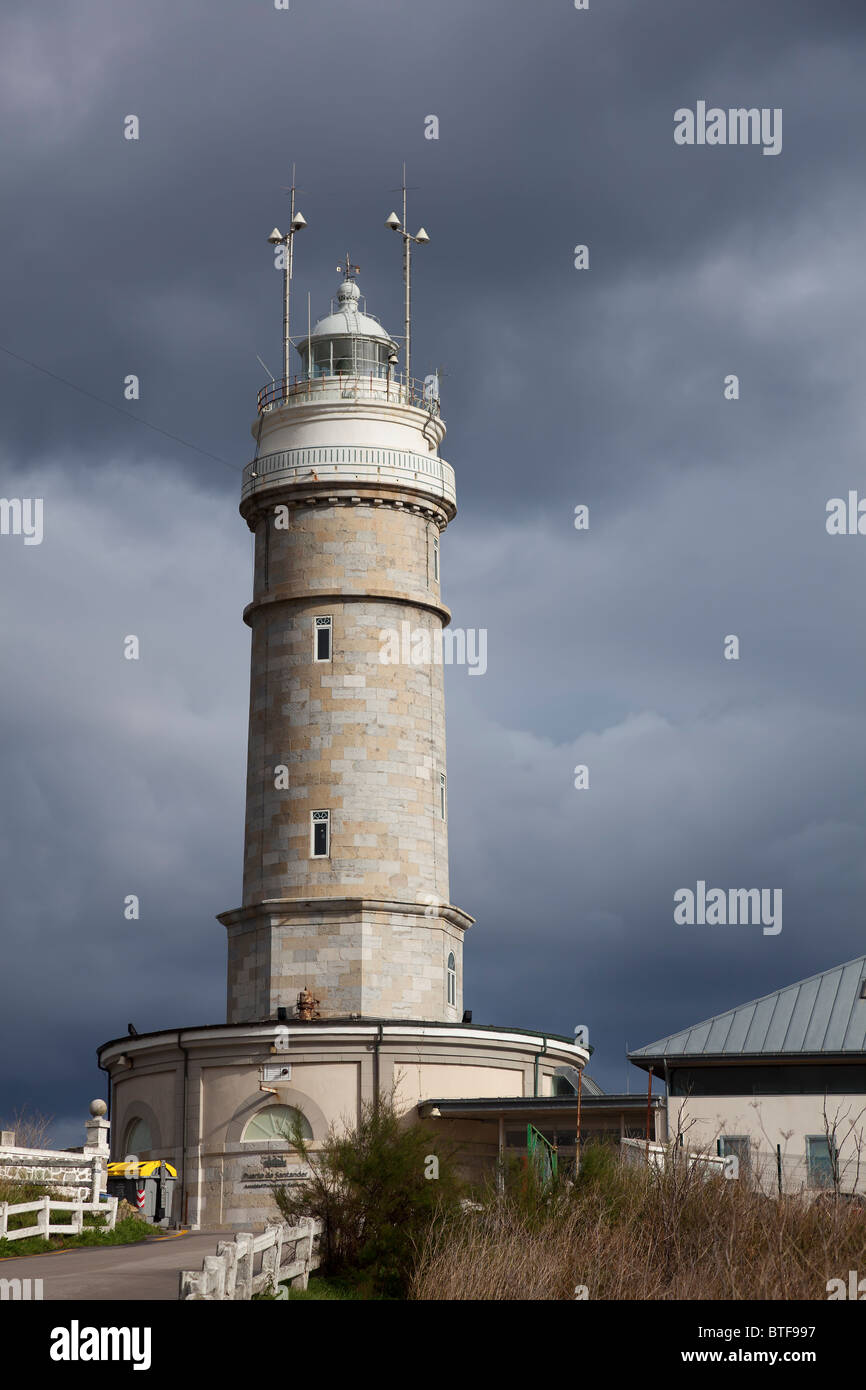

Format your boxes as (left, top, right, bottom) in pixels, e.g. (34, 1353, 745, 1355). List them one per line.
(385, 164, 429, 396)
(402, 165, 411, 384)
(266, 164, 307, 397)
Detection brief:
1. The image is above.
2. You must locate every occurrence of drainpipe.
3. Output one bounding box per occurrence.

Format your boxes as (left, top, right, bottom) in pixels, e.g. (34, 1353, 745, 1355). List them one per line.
(532, 1037, 549, 1097)
(663, 1059, 671, 1144)
(177, 1032, 189, 1226)
(372, 1024, 384, 1108)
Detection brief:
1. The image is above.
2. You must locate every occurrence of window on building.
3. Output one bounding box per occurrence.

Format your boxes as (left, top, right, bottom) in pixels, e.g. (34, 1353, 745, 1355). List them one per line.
(806, 1135, 835, 1188)
(124, 1118, 152, 1156)
(717, 1135, 751, 1175)
(314, 616, 332, 662)
(240, 1104, 313, 1143)
(432, 534, 439, 582)
(439, 772, 447, 820)
(311, 810, 330, 858)
(447, 951, 456, 1007)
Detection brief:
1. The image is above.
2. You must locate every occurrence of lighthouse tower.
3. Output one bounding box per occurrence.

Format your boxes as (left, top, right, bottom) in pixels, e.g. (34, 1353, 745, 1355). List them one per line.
(98, 215, 589, 1233)
(218, 264, 473, 1025)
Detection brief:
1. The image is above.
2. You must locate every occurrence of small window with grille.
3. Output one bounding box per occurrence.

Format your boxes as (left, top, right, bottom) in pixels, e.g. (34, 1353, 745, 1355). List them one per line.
(314, 616, 332, 662)
(311, 810, 330, 858)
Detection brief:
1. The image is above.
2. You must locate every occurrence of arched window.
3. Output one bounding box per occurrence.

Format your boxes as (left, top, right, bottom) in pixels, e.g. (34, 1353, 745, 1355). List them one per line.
(447, 952, 457, 1008)
(124, 1118, 152, 1155)
(240, 1104, 313, 1144)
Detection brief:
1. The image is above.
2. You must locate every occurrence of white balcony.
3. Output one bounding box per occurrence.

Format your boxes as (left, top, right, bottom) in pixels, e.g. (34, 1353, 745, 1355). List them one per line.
(241, 444, 456, 509)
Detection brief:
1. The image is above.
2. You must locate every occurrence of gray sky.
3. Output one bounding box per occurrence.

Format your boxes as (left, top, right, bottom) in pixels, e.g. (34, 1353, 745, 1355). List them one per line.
(2, 0, 866, 1144)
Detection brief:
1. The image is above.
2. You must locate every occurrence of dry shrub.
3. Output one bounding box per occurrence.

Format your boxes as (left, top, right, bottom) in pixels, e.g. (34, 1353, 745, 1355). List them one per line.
(0, 1108, 54, 1150)
(410, 1144, 866, 1300)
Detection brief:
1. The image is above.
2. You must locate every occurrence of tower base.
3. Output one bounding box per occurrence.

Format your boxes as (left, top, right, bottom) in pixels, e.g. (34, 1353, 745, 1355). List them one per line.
(220, 897, 474, 1024)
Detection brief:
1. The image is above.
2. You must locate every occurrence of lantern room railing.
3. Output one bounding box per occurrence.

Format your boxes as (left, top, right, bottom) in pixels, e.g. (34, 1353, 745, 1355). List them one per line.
(256, 370, 441, 416)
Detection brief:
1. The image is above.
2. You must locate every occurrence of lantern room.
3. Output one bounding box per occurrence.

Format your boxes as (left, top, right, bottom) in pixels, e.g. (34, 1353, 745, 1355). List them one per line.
(297, 276, 398, 380)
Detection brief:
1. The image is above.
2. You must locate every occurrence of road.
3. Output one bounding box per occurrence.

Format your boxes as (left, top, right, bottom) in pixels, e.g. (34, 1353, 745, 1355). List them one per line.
(0, 1231, 223, 1300)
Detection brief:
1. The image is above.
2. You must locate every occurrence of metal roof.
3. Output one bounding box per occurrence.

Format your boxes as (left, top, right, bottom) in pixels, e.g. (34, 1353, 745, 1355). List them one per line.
(419, 1095, 664, 1119)
(629, 955, 866, 1064)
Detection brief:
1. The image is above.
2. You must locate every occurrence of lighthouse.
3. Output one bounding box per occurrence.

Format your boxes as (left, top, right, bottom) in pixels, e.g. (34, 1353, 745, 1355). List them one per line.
(219, 258, 472, 1026)
(97, 203, 589, 1231)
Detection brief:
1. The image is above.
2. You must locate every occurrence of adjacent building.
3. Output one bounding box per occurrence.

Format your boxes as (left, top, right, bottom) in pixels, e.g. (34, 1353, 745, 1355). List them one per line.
(629, 954, 866, 1194)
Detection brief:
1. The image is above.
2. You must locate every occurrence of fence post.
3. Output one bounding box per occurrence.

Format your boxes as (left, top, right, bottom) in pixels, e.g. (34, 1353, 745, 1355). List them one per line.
(236, 1233, 254, 1300)
(218, 1238, 239, 1300)
(203, 1254, 226, 1301)
(0, 1200, 7, 1240)
(106, 1196, 118, 1232)
(179, 1269, 205, 1300)
(295, 1218, 312, 1291)
(84, 1105, 111, 1202)
(38, 1195, 50, 1241)
(263, 1222, 283, 1295)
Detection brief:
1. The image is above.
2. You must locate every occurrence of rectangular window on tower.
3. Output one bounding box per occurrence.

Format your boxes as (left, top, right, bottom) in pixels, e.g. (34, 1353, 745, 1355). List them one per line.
(432, 534, 440, 582)
(314, 616, 333, 662)
(311, 810, 330, 858)
(439, 772, 447, 820)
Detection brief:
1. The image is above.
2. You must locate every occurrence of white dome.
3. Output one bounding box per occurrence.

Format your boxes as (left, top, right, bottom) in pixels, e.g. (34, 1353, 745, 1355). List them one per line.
(309, 279, 395, 346)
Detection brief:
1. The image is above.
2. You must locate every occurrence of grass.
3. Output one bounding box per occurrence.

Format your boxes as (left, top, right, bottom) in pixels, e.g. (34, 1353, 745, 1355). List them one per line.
(254, 1273, 377, 1300)
(409, 1144, 866, 1300)
(0, 1181, 155, 1258)
(284, 1274, 380, 1300)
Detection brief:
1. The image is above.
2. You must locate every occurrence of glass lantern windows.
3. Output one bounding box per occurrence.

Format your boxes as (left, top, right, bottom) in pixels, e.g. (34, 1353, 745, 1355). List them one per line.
(300, 336, 391, 380)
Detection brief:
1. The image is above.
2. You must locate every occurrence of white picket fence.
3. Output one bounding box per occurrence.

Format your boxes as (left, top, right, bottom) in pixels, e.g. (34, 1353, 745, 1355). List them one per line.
(0, 1194, 118, 1243)
(179, 1218, 323, 1300)
(620, 1137, 730, 1176)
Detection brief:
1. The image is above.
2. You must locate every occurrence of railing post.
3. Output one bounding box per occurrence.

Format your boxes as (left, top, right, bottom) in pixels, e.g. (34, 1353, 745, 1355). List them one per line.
(179, 1269, 206, 1300)
(0, 1200, 7, 1240)
(235, 1233, 254, 1300)
(218, 1237, 239, 1299)
(38, 1195, 50, 1241)
(293, 1218, 312, 1291)
(261, 1225, 280, 1296)
(203, 1254, 226, 1301)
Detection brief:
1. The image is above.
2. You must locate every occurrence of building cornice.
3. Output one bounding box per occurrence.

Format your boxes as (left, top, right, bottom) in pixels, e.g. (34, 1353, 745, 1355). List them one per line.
(218, 897, 474, 933)
(97, 1020, 589, 1066)
(241, 586, 451, 627)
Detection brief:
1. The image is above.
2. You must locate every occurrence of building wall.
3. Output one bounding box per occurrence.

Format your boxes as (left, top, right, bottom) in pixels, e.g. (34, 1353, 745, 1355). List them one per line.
(392, 1061, 526, 1109)
(104, 1027, 588, 1230)
(668, 1093, 866, 1193)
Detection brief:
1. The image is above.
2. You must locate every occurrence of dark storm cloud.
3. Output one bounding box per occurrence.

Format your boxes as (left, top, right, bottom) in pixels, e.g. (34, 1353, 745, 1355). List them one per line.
(3, 0, 866, 1129)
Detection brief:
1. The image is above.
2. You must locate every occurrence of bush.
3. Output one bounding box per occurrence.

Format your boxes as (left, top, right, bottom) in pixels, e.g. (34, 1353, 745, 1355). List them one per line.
(272, 1095, 463, 1298)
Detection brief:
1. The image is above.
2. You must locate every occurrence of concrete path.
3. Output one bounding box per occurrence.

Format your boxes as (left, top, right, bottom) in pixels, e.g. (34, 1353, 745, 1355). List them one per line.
(0, 1231, 223, 1301)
